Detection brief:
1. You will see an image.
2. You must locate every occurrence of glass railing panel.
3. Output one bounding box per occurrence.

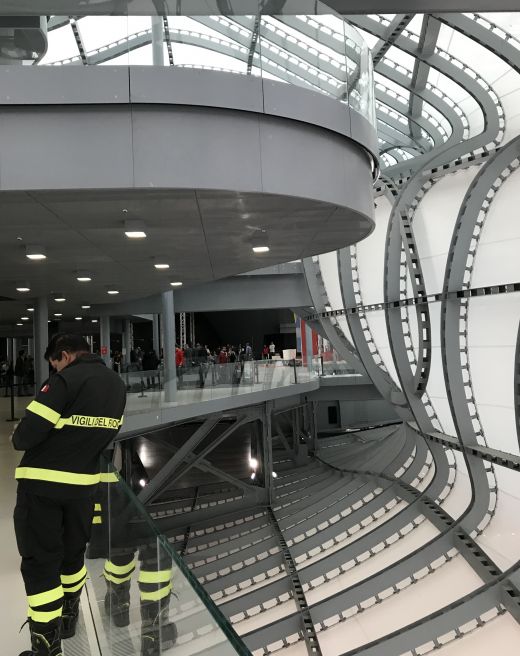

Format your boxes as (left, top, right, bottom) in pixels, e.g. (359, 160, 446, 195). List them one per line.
(2, 6, 376, 134)
(122, 360, 319, 416)
(86, 458, 249, 656)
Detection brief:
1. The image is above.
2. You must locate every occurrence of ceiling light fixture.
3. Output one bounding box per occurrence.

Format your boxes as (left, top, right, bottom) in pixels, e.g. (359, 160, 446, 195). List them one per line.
(76, 271, 92, 282)
(20, 316, 29, 321)
(154, 263, 170, 270)
(75, 317, 82, 321)
(54, 313, 62, 317)
(54, 296, 66, 302)
(251, 231, 270, 254)
(107, 289, 119, 295)
(26, 245, 47, 261)
(81, 305, 91, 309)
(124, 220, 147, 239)
(170, 281, 183, 287)
(16, 283, 30, 293)
(27, 307, 34, 312)
(91, 319, 98, 323)
(16, 323, 23, 326)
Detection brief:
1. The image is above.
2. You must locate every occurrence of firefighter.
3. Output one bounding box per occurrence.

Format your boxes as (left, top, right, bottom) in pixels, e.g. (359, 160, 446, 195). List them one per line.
(11, 334, 126, 656)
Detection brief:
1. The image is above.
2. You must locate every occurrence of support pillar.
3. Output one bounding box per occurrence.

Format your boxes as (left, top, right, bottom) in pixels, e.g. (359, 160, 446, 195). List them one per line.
(179, 312, 187, 348)
(189, 312, 195, 346)
(27, 337, 34, 357)
(305, 321, 313, 369)
(161, 290, 177, 403)
(100, 316, 111, 368)
(6, 336, 13, 364)
(151, 15, 164, 66)
(124, 320, 133, 366)
(152, 314, 160, 356)
(34, 297, 48, 386)
(262, 402, 274, 505)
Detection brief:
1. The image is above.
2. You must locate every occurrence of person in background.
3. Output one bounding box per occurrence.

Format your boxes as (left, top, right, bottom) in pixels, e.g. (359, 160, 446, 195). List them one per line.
(15, 349, 27, 396)
(175, 344, 184, 387)
(142, 348, 160, 389)
(262, 345, 269, 360)
(269, 341, 276, 359)
(195, 343, 207, 388)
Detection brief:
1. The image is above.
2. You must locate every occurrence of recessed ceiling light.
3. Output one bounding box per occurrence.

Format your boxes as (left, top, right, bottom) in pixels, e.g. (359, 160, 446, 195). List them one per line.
(54, 313, 62, 317)
(27, 307, 34, 312)
(54, 297, 66, 302)
(170, 281, 183, 287)
(76, 272, 92, 282)
(26, 245, 47, 261)
(81, 305, 91, 309)
(124, 220, 147, 239)
(16, 286, 30, 293)
(16, 323, 23, 326)
(107, 289, 119, 295)
(75, 317, 82, 321)
(20, 317, 29, 321)
(252, 246, 270, 253)
(91, 319, 98, 323)
(154, 263, 170, 270)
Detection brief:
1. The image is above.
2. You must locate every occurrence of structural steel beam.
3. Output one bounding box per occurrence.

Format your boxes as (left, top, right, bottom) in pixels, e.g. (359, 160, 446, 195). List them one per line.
(409, 15, 441, 141)
(372, 14, 413, 67)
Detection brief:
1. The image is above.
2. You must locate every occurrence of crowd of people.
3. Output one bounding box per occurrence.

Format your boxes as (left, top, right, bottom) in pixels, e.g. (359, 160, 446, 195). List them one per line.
(1, 349, 35, 396)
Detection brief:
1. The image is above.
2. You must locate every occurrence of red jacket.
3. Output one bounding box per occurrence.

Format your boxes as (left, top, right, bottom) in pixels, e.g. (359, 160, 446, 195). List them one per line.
(175, 348, 184, 367)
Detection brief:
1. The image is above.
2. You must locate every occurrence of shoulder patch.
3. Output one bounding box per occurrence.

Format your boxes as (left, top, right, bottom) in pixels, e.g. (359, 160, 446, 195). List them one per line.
(40, 384, 50, 393)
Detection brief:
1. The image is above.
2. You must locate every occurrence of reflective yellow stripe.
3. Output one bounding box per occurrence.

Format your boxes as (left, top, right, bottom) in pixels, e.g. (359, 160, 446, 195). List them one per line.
(63, 579, 86, 594)
(138, 570, 172, 584)
(28, 585, 63, 608)
(61, 566, 87, 586)
(27, 401, 61, 426)
(94, 503, 102, 511)
(55, 415, 123, 430)
(139, 583, 172, 602)
(104, 572, 133, 584)
(28, 607, 63, 623)
(100, 472, 118, 483)
(105, 560, 136, 576)
(92, 516, 102, 525)
(15, 467, 101, 486)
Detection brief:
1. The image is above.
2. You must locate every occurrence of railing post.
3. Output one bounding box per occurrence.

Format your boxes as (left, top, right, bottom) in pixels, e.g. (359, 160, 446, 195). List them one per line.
(292, 358, 298, 384)
(6, 378, 18, 422)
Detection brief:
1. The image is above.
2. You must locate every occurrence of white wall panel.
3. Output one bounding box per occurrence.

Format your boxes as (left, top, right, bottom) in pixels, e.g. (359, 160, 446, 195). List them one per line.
(316, 556, 482, 656)
(425, 303, 457, 436)
(476, 464, 520, 570)
(364, 309, 401, 387)
(356, 195, 392, 305)
(467, 294, 520, 456)
(318, 251, 353, 344)
(433, 612, 520, 656)
(413, 169, 479, 295)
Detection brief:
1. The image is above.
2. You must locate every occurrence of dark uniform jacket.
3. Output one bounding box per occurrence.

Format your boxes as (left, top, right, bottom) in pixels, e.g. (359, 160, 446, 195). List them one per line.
(13, 354, 126, 499)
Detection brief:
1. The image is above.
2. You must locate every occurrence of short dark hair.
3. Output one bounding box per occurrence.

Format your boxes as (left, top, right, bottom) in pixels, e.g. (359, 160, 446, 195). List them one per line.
(47, 334, 90, 361)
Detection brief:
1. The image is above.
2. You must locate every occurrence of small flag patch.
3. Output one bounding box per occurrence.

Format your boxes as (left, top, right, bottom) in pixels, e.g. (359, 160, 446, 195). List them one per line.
(41, 384, 50, 393)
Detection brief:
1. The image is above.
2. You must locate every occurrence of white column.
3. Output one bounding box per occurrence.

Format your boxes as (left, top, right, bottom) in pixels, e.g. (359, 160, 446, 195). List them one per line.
(161, 290, 177, 403)
(152, 314, 160, 355)
(34, 297, 48, 386)
(100, 316, 111, 367)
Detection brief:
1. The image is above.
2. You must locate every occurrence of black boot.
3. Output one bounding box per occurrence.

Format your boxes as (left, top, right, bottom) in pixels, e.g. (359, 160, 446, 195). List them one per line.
(19, 618, 62, 656)
(61, 591, 81, 639)
(140, 598, 177, 656)
(104, 579, 131, 628)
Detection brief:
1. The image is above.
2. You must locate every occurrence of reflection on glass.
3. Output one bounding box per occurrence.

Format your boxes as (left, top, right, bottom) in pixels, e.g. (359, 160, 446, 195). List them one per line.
(86, 459, 249, 655)
(4, 5, 376, 132)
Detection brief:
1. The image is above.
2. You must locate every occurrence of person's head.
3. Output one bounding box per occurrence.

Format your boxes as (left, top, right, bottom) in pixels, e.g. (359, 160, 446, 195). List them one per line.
(18, 349, 25, 357)
(46, 334, 90, 372)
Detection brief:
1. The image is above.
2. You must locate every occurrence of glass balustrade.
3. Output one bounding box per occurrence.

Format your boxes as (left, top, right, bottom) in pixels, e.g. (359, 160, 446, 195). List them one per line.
(0, 4, 377, 134)
(120, 359, 320, 416)
(83, 457, 251, 656)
